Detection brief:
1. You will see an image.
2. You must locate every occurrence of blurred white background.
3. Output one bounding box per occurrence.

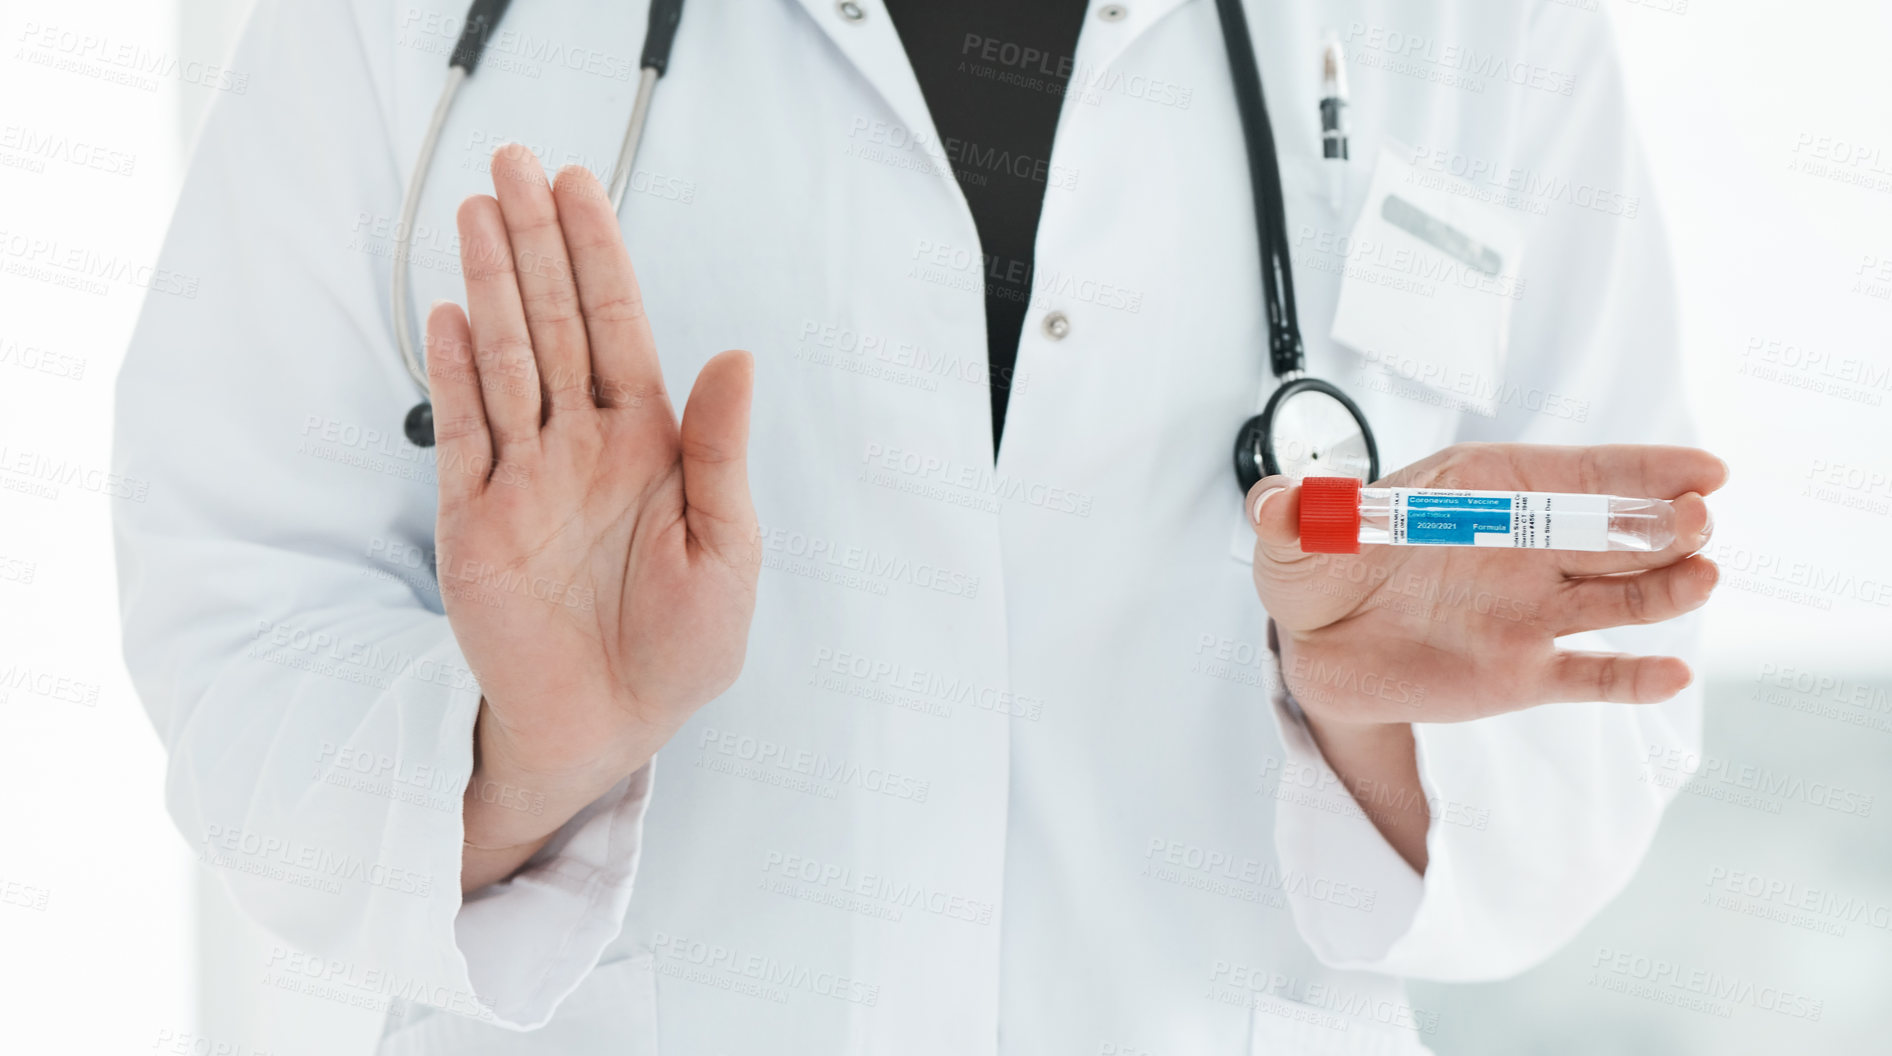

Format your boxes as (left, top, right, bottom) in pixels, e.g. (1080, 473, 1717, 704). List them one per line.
(1, 0, 1887, 1052)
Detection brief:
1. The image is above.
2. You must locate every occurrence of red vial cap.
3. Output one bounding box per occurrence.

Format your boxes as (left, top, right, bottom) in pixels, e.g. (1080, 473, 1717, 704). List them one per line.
(1299, 476, 1363, 554)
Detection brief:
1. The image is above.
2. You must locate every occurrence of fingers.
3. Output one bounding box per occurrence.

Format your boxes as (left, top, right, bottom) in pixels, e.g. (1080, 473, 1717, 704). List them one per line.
(489, 144, 593, 426)
(1543, 651, 1693, 704)
(679, 350, 758, 562)
(1245, 476, 1306, 564)
(1494, 443, 1730, 501)
(457, 194, 542, 462)
(424, 301, 488, 503)
(1553, 553, 1719, 636)
(1559, 490, 1715, 576)
(552, 164, 667, 412)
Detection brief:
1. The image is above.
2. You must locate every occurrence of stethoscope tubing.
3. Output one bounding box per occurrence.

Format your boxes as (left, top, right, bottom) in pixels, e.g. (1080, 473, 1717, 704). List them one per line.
(387, 0, 1373, 484)
(1213, 0, 1377, 488)
(391, 0, 680, 409)
(392, 66, 466, 393)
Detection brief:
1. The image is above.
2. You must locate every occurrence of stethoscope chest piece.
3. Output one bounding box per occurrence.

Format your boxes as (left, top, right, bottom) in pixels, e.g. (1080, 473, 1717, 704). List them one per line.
(1233, 375, 1378, 492)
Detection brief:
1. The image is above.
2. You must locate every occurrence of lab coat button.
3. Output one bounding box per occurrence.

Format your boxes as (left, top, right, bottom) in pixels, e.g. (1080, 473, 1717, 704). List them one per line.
(1098, 5, 1128, 22)
(1042, 311, 1071, 340)
(836, 1, 866, 23)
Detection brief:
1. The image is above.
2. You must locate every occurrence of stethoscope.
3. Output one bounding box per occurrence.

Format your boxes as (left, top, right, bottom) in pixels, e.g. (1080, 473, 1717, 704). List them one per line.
(390, 0, 1379, 493)
(392, 0, 683, 448)
(1212, 0, 1378, 490)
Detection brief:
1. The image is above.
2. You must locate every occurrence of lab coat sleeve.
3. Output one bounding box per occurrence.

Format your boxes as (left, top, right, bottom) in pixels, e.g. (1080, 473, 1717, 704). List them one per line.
(1268, 8, 1703, 980)
(112, 0, 650, 1029)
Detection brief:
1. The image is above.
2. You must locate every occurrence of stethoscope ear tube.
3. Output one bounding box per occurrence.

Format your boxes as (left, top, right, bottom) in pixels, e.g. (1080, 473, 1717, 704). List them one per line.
(609, 1, 685, 209)
(641, 0, 686, 75)
(400, 0, 515, 447)
(401, 0, 688, 448)
(449, 0, 517, 73)
(392, 66, 466, 449)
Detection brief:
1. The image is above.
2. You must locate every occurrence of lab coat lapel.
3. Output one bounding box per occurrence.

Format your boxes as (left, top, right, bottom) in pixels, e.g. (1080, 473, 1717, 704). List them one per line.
(786, 0, 944, 158)
(1070, 0, 1198, 78)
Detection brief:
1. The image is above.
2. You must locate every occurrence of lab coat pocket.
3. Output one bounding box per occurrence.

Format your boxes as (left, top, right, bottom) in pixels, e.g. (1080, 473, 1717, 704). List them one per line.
(377, 952, 658, 1056)
(1329, 146, 1527, 418)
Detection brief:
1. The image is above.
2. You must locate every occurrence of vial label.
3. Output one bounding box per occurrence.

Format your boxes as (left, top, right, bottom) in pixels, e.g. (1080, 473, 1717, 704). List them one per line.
(1390, 489, 1610, 551)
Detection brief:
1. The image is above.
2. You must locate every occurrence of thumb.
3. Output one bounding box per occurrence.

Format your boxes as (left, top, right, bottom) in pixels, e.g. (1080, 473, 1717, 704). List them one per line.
(1246, 477, 1307, 566)
(1247, 477, 1356, 632)
(679, 349, 759, 562)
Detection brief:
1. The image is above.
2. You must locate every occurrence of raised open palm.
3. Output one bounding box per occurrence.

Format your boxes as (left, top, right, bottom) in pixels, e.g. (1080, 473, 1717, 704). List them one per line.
(426, 144, 759, 827)
(1250, 443, 1725, 726)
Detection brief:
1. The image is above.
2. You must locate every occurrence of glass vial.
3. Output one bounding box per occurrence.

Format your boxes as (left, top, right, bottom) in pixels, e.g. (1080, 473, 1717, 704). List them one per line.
(1299, 476, 1676, 554)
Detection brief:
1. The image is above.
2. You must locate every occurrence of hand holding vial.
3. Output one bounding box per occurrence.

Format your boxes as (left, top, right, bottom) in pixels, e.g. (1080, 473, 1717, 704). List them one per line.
(1248, 443, 1725, 725)
(1245, 443, 1723, 870)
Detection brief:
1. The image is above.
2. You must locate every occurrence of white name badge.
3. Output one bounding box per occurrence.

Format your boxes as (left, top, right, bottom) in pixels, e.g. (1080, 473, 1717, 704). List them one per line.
(1328, 146, 1527, 416)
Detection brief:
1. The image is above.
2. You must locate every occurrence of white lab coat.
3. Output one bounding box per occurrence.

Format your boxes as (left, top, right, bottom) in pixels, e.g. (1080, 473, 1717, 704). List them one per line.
(114, 0, 1699, 1052)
